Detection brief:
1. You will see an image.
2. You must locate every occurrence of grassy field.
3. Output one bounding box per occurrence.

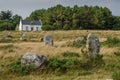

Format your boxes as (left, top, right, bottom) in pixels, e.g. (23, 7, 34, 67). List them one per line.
(0, 30, 120, 80)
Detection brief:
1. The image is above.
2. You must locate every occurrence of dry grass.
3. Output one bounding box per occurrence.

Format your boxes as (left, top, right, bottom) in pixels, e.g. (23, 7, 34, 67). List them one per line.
(0, 30, 120, 80)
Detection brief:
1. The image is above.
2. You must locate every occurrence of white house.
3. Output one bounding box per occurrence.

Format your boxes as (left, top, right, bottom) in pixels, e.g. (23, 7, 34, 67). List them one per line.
(19, 20, 42, 31)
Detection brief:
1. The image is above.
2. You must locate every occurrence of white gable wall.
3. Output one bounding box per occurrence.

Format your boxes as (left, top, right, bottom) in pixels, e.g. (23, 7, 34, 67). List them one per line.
(19, 20, 22, 31)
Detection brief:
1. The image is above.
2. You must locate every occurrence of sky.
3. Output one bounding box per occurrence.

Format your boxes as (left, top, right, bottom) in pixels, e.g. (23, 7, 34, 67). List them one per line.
(0, 0, 120, 19)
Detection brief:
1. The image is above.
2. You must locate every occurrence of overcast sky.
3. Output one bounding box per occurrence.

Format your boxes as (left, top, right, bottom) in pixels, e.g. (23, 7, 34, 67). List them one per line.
(0, 0, 119, 19)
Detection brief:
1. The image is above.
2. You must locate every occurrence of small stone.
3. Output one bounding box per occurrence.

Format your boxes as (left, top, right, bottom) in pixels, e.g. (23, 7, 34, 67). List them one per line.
(75, 37, 85, 43)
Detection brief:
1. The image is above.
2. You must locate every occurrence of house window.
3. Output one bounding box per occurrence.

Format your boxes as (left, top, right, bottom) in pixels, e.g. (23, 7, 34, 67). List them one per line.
(26, 26, 28, 31)
(36, 27, 39, 31)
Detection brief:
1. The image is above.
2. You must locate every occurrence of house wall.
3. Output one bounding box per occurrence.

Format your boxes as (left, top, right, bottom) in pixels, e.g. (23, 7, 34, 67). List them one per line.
(19, 24, 42, 31)
(19, 20, 22, 31)
(19, 20, 42, 31)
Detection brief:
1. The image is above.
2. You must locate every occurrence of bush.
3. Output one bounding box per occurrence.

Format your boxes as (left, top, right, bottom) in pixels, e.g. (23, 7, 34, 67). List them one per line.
(47, 54, 104, 72)
(8, 57, 34, 75)
(41, 25, 56, 31)
(112, 71, 120, 80)
(15, 26, 19, 31)
(47, 57, 80, 72)
(62, 51, 79, 57)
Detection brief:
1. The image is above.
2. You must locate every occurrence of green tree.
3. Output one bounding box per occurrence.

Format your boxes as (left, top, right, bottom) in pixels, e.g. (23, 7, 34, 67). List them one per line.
(26, 5, 118, 30)
(0, 20, 13, 31)
(112, 16, 120, 30)
(0, 10, 21, 31)
(0, 10, 12, 20)
(12, 14, 21, 30)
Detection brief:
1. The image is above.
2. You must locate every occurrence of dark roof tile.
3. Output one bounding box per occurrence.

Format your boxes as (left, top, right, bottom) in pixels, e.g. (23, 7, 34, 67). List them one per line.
(22, 20, 41, 25)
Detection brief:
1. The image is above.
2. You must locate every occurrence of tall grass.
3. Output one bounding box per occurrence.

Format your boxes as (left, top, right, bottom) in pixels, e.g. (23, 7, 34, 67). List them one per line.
(102, 37, 120, 47)
(61, 51, 79, 57)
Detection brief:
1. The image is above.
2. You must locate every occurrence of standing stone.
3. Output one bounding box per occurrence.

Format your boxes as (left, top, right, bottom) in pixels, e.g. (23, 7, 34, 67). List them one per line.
(44, 35, 53, 46)
(21, 52, 47, 69)
(20, 33, 26, 41)
(86, 33, 100, 58)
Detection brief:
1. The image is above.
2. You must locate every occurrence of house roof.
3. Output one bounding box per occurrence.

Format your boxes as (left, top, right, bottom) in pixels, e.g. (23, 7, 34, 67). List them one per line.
(21, 20, 41, 25)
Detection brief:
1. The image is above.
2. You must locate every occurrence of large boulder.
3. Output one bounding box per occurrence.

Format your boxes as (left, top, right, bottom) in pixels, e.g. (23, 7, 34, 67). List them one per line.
(21, 52, 47, 69)
(86, 33, 100, 58)
(44, 35, 53, 46)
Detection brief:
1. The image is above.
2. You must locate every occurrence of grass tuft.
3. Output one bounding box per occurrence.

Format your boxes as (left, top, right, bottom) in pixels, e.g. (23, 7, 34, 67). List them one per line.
(61, 51, 79, 57)
(112, 71, 120, 80)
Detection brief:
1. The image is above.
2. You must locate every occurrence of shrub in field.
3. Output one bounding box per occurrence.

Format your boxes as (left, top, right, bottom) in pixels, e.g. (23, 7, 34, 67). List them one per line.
(103, 37, 120, 47)
(8, 57, 34, 75)
(48, 54, 104, 72)
(47, 57, 80, 72)
(61, 51, 79, 57)
(7, 54, 104, 75)
(112, 71, 120, 80)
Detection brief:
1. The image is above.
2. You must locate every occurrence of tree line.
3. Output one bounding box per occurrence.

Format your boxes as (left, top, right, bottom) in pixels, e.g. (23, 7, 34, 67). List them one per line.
(26, 5, 120, 30)
(0, 5, 120, 31)
(0, 10, 21, 31)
